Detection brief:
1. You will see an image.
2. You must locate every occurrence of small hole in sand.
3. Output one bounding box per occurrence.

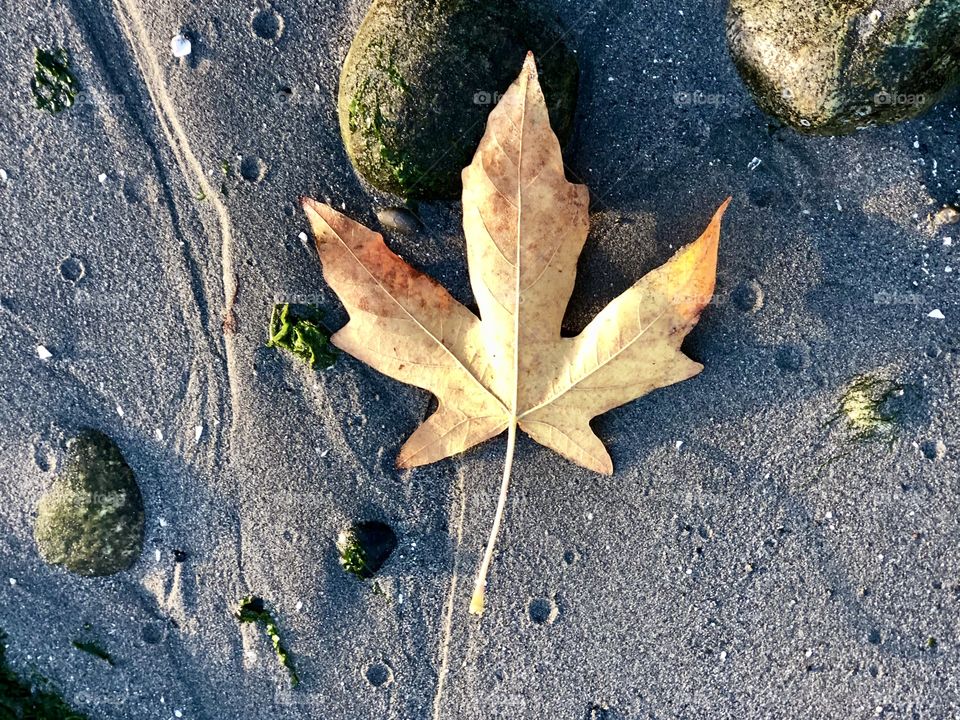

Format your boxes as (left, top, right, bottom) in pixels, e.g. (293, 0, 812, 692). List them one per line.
(141, 623, 164, 644)
(240, 156, 267, 183)
(527, 597, 558, 626)
(364, 661, 393, 688)
(59, 256, 86, 282)
(251, 8, 284, 42)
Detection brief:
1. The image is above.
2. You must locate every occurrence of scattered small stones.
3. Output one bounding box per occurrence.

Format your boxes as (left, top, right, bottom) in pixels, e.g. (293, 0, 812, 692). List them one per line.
(34, 430, 145, 576)
(338, 0, 579, 199)
(376, 207, 420, 235)
(170, 33, 192, 58)
(727, 0, 960, 133)
(336, 520, 397, 579)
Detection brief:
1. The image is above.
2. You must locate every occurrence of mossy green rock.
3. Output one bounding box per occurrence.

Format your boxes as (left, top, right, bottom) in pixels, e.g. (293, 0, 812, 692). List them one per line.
(34, 431, 144, 576)
(726, 0, 960, 134)
(339, 0, 579, 200)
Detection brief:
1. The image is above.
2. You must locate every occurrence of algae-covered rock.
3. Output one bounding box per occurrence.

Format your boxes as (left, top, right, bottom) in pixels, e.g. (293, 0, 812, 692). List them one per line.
(339, 0, 579, 200)
(726, 0, 960, 134)
(34, 431, 144, 576)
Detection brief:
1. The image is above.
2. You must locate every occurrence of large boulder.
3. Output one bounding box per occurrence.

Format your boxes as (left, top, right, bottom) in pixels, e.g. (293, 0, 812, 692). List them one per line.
(338, 0, 579, 200)
(726, 0, 960, 134)
(34, 431, 145, 576)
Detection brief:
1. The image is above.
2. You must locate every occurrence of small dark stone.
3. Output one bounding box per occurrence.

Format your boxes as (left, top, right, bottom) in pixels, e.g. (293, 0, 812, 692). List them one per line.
(173, 549, 189, 562)
(867, 628, 881, 645)
(338, 0, 579, 199)
(727, 0, 960, 134)
(376, 207, 420, 235)
(34, 430, 145, 576)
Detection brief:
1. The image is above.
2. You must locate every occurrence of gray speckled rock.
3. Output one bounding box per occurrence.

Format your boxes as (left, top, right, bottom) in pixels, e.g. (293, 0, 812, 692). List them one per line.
(726, 0, 960, 134)
(339, 0, 579, 200)
(34, 431, 144, 576)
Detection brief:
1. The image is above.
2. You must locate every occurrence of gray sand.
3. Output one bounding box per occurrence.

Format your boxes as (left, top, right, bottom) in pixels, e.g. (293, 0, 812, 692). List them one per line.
(1, 0, 958, 718)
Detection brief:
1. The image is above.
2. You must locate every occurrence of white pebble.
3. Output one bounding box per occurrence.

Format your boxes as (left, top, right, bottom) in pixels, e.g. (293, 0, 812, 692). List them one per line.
(194, 424, 203, 443)
(675, 440, 684, 451)
(9, 578, 16, 586)
(295, 601, 303, 611)
(747, 157, 762, 171)
(36, 345, 52, 360)
(155, 428, 164, 441)
(155, 549, 161, 562)
(944, 237, 954, 246)
(97, 173, 107, 184)
(298, 232, 308, 243)
(158, 517, 168, 528)
(170, 34, 192, 58)
(0, 169, 7, 183)
(719, 650, 727, 661)
(116, 405, 124, 417)
(928, 309, 945, 320)
(174, 711, 183, 719)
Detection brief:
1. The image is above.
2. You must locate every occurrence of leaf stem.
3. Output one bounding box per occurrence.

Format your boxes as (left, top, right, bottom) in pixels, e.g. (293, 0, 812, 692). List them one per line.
(469, 417, 517, 615)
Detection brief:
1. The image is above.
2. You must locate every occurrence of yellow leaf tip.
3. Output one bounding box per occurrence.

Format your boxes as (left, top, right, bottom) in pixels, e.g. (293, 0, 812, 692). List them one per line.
(469, 589, 486, 616)
(523, 51, 538, 78)
(716, 196, 733, 219)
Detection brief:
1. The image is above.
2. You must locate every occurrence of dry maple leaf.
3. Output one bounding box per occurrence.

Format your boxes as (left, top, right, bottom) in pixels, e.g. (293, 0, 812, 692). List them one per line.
(302, 53, 730, 615)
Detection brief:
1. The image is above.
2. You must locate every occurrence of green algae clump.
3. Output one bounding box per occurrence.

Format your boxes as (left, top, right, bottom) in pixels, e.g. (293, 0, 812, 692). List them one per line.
(34, 431, 145, 577)
(836, 375, 905, 440)
(336, 521, 398, 580)
(31, 48, 79, 114)
(235, 596, 299, 687)
(0, 630, 89, 720)
(267, 304, 337, 369)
